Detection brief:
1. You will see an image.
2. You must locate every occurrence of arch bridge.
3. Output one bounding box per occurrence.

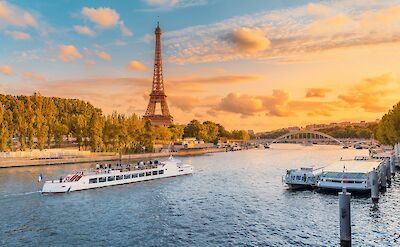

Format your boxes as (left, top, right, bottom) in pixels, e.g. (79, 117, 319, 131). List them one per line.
(264, 130, 344, 147)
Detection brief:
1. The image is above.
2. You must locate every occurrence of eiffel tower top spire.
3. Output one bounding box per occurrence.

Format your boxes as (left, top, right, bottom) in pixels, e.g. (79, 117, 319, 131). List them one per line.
(151, 19, 164, 95)
(143, 21, 173, 126)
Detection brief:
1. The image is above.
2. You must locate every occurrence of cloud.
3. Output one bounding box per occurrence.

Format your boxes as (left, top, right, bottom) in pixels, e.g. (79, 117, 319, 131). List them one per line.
(226, 27, 271, 53)
(142, 0, 207, 9)
(141, 34, 153, 43)
(58, 45, 82, 62)
(217, 92, 264, 117)
(81, 7, 119, 28)
(5, 30, 31, 40)
(74, 25, 95, 36)
(0, 65, 13, 75)
(22, 71, 45, 81)
(361, 6, 400, 30)
(85, 60, 96, 66)
(216, 89, 339, 118)
(169, 95, 218, 112)
(308, 15, 354, 35)
(96, 51, 112, 61)
(169, 95, 200, 112)
(127, 60, 147, 71)
(338, 73, 393, 112)
(144, 0, 179, 7)
(305, 88, 331, 98)
(307, 3, 332, 16)
(119, 21, 133, 36)
(0, 1, 37, 28)
(165, 2, 400, 64)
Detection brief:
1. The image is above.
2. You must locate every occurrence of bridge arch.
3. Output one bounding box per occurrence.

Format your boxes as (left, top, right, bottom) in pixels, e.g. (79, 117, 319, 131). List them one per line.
(267, 130, 344, 146)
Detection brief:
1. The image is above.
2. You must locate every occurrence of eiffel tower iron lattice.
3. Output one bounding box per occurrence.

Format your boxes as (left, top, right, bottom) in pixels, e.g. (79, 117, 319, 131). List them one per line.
(143, 22, 173, 126)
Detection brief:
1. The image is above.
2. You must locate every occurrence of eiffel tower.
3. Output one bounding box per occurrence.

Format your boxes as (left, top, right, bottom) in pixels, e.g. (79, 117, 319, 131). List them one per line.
(143, 22, 173, 126)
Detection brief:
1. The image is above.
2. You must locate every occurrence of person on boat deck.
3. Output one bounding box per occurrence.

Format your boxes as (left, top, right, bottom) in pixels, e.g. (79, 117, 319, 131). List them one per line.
(59, 177, 62, 183)
(303, 174, 307, 182)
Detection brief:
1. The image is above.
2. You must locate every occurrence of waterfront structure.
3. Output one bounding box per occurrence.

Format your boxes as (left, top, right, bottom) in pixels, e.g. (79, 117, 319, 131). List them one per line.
(143, 22, 173, 126)
(41, 157, 193, 193)
(317, 156, 384, 192)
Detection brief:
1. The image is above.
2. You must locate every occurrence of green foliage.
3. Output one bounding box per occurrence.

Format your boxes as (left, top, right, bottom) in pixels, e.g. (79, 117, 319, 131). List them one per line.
(376, 102, 400, 145)
(0, 94, 249, 153)
(317, 125, 376, 139)
(183, 119, 249, 142)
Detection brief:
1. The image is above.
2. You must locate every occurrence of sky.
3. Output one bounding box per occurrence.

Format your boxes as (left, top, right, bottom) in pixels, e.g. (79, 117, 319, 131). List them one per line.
(1, 0, 400, 132)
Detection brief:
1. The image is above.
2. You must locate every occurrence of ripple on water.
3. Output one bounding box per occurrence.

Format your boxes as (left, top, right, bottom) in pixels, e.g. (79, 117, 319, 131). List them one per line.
(0, 146, 400, 246)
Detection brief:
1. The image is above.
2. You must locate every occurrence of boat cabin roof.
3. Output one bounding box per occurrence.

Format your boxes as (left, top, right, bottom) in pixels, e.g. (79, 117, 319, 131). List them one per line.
(323, 158, 382, 174)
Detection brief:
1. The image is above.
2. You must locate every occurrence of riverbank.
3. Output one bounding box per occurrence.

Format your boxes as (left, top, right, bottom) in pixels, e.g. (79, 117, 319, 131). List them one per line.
(0, 148, 226, 168)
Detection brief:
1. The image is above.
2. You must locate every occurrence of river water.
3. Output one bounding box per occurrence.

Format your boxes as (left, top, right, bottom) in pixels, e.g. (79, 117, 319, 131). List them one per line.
(0, 144, 399, 246)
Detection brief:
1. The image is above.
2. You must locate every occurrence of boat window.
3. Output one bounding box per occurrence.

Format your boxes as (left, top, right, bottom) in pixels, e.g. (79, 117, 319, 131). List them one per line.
(108, 176, 115, 181)
(152, 171, 158, 175)
(99, 177, 106, 182)
(139, 173, 145, 177)
(89, 178, 98, 184)
(124, 174, 131, 179)
(159, 170, 164, 174)
(132, 173, 138, 178)
(116, 175, 123, 180)
(146, 171, 152, 176)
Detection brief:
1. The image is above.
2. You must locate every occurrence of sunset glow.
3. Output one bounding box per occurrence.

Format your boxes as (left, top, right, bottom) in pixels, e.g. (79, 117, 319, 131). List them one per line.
(1, 0, 400, 131)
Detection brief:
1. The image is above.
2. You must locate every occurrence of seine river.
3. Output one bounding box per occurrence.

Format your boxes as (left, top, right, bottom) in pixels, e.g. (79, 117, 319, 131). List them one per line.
(1, 145, 399, 246)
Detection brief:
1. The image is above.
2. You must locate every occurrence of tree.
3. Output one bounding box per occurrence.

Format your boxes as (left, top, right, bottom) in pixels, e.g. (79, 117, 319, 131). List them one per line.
(169, 124, 184, 141)
(231, 130, 250, 140)
(88, 110, 104, 152)
(202, 121, 219, 143)
(0, 104, 9, 151)
(154, 125, 172, 142)
(184, 120, 204, 140)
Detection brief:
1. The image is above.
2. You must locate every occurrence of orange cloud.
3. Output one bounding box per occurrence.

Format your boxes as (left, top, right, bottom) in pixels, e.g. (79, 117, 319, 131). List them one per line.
(85, 60, 96, 66)
(227, 27, 271, 53)
(305, 88, 331, 98)
(338, 73, 393, 112)
(74, 25, 95, 36)
(81, 7, 119, 28)
(96, 51, 112, 61)
(5, 31, 31, 40)
(0, 65, 13, 75)
(58, 45, 82, 62)
(216, 90, 340, 118)
(307, 3, 331, 16)
(218, 92, 264, 117)
(22, 71, 45, 81)
(361, 6, 400, 29)
(169, 95, 218, 112)
(308, 15, 354, 35)
(127, 60, 147, 71)
(0, 1, 37, 27)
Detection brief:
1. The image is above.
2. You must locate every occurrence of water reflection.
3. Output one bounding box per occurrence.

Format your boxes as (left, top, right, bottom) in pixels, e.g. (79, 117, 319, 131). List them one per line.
(0, 145, 399, 246)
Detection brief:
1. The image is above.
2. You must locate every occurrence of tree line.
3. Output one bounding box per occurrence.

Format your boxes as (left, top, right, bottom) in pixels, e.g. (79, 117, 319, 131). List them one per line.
(0, 93, 250, 153)
(317, 124, 377, 139)
(376, 101, 400, 145)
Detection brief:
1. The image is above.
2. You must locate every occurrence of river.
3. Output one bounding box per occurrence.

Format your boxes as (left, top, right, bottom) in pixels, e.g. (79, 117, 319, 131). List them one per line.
(0, 144, 399, 246)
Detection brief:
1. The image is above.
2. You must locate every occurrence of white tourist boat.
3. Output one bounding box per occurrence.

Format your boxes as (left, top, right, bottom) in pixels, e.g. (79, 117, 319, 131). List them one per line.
(283, 167, 319, 189)
(317, 156, 383, 192)
(42, 157, 193, 193)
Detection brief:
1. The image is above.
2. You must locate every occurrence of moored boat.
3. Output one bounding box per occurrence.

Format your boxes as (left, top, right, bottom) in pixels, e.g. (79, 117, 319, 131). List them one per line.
(317, 156, 384, 192)
(42, 157, 193, 193)
(283, 167, 318, 189)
